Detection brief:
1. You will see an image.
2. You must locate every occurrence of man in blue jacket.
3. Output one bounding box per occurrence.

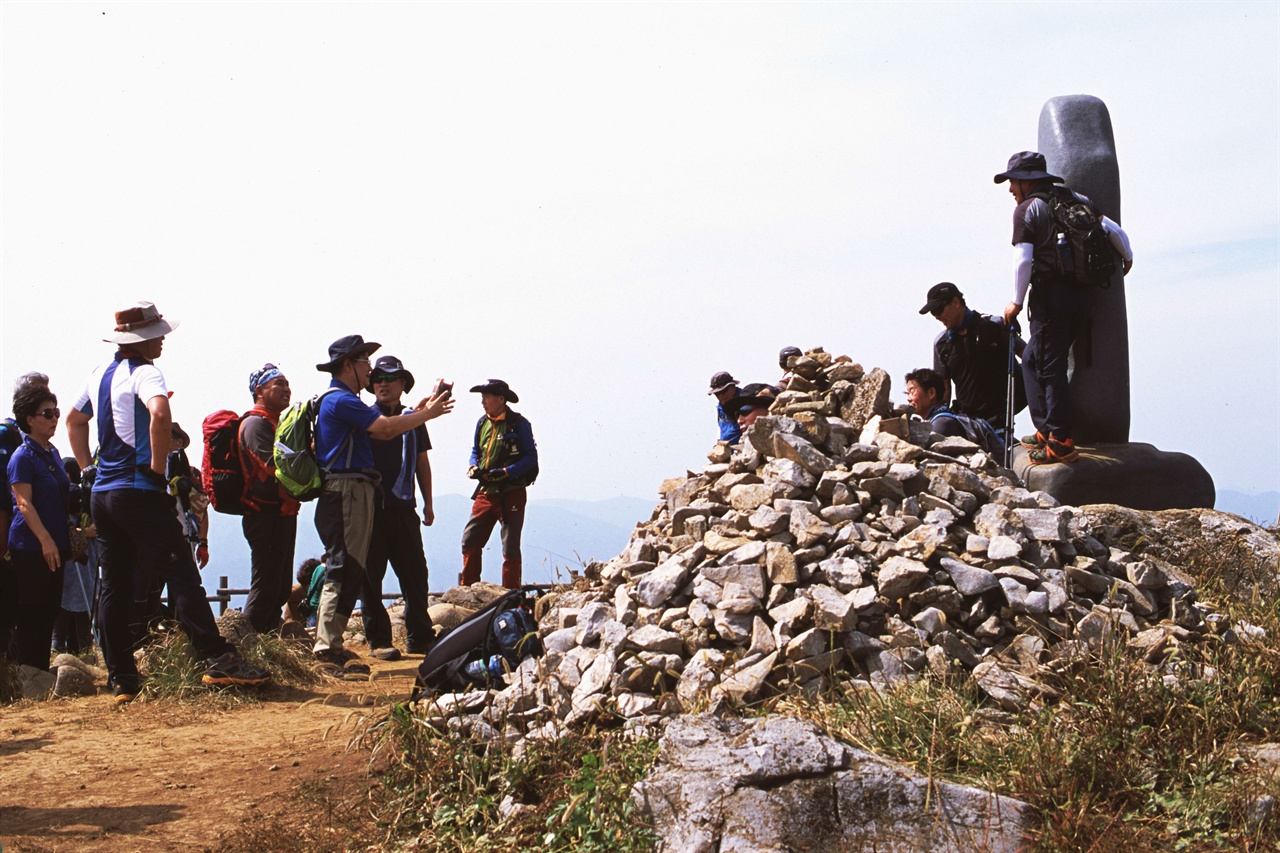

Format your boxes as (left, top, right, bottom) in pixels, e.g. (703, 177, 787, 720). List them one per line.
(461, 379, 537, 589)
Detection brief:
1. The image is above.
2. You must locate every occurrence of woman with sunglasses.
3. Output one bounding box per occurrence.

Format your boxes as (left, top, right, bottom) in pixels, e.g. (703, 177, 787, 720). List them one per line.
(6, 375, 72, 670)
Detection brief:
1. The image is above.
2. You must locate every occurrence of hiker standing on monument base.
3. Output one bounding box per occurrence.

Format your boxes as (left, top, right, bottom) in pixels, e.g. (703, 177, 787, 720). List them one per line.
(360, 355, 440, 661)
(309, 336, 453, 676)
(67, 302, 271, 703)
(919, 282, 1025, 444)
(461, 380, 537, 589)
(996, 151, 1133, 465)
(239, 363, 298, 634)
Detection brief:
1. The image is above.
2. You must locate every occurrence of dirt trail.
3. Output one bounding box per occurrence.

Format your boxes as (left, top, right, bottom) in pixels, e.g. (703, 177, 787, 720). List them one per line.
(0, 657, 420, 852)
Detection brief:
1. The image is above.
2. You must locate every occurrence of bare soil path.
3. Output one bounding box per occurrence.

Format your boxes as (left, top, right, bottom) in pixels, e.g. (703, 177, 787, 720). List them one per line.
(0, 656, 420, 852)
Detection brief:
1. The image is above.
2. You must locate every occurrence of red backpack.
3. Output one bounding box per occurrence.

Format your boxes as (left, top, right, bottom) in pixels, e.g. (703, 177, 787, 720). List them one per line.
(202, 410, 247, 515)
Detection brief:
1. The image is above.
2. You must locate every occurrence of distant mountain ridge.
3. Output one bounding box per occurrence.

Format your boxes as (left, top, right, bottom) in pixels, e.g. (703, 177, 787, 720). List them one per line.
(205, 494, 655, 600)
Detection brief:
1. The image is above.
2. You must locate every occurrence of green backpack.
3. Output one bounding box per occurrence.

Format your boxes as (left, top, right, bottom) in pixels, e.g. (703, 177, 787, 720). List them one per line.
(273, 389, 348, 501)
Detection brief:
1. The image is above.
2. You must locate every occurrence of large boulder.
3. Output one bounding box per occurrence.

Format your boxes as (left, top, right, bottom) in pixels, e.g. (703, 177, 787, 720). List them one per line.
(1078, 504, 1280, 599)
(633, 714, 1032, 853)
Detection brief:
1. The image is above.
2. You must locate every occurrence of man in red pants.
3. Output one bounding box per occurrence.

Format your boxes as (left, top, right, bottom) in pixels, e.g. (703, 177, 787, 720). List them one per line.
(460, 380, 538, 588)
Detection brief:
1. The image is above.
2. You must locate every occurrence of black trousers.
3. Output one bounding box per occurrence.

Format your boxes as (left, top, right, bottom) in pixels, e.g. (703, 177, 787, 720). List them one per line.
(92, 489, 230, 692)
(0, 551, 17, 662)
(241, 513, 298, 633)
(360, 506, 434, 652)
(52, 609, 93, 655)
(9, 549, 64, 670)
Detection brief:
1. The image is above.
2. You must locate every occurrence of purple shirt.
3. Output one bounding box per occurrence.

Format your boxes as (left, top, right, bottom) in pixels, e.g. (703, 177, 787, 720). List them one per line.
(6, 436, 71, 552)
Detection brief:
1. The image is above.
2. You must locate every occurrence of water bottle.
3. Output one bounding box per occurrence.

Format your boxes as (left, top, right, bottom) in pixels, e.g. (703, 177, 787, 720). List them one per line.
(464, 655, 505, 682)
(1056, 232, 1074, 274)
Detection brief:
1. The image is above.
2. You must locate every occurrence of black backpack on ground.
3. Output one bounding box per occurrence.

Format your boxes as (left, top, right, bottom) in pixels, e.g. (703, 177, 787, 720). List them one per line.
(1042, 186, 1119, 289)
(410, 588, 545, 701)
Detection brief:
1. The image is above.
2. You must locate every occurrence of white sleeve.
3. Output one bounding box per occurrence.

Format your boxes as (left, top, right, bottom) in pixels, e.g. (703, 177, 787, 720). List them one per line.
(74, 364, 103, 415)
(133, 364, 169, 403)
(1013, 243, 1034, 305)
(1100, 216, 1133, 261)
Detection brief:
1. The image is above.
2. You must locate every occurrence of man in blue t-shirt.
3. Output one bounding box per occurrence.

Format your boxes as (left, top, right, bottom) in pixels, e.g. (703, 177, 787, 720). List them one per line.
(708, 371, 742, 444)
(67, 302, 270, 703)
(310, 336, 453, 673)
(359, 356, 439, 660)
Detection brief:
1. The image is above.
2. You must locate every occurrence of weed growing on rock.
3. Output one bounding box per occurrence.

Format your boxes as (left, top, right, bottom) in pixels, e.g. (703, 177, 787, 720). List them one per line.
(360, 702, 659, 852)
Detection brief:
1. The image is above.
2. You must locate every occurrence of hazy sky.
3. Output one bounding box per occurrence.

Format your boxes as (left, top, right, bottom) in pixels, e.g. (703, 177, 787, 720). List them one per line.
(3, 2, 1278, 514)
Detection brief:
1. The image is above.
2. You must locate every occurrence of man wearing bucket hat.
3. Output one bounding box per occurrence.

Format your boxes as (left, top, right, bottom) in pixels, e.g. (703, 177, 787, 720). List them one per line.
(708, 371, 742, 444)
(67, 302, 271, 702)
(309, 337, 454, 674)
(359, 356, 441, 660)
(238, 363, 299, 634)
(995, 151, 1133, 465)
(461, 379, 538, 588)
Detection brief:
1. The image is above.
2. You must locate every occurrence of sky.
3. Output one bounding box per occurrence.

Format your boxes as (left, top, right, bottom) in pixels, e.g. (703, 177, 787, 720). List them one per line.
(3, 1, 1278, 524)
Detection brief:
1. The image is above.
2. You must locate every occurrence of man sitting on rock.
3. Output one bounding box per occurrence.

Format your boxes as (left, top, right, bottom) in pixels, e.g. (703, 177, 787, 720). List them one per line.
(776, 346, 802, 391)
(708, 371, 742, 444)
(905, 368, 1004, 458)
(919, 282, 1023, 445)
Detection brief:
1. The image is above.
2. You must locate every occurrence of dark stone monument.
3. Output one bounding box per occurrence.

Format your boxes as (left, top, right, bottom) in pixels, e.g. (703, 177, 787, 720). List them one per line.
(1011, 95, 1215, 511)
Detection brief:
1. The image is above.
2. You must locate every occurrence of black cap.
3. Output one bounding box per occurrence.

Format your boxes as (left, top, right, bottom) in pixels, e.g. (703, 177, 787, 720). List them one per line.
(469, 378, 518, 404)
(316, 335, 381, 372)
(919, 282, 964, 316)
(708, 371, 737, 395)
(993, 151, 1063, 184)
(366, 355, 415, 393)
(734, 395, 774, 416)
(778, 346, 802, 369)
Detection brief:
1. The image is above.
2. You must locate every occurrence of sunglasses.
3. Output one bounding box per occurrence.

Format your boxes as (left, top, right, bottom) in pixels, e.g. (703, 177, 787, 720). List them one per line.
(35, 407, 60, 420)
(929, 305, 946, 318)
(371, 374, 400, 384)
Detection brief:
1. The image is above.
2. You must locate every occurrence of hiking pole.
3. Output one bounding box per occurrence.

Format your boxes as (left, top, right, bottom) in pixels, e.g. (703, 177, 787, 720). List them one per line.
(1004, 318, 1020, 469)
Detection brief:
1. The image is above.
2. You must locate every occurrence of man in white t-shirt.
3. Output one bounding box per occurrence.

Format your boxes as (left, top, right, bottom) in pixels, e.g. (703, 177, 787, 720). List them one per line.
(67, 302, 270, 704)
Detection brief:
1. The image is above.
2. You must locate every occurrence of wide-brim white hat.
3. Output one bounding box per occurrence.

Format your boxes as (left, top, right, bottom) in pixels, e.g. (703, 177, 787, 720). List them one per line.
(104, 301, 179, 343)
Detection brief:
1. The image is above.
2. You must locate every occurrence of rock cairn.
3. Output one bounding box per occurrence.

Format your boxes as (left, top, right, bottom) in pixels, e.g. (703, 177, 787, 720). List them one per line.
(418, 348, 1243, 739)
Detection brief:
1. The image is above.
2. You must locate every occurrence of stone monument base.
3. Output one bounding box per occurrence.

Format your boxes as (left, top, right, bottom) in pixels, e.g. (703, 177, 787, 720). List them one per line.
(1012, 442, 1215, 511)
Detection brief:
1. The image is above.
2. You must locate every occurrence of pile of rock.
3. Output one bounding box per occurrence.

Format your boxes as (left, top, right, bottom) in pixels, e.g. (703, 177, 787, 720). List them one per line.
(417, 349, 1245, 738)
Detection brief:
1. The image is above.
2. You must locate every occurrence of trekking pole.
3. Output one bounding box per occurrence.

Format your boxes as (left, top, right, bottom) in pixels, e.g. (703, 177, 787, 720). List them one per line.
(1004, 319, 1020, 469)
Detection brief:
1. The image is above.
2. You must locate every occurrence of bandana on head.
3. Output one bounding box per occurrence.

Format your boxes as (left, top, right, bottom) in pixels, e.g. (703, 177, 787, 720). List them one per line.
(249, 364, 284, 398)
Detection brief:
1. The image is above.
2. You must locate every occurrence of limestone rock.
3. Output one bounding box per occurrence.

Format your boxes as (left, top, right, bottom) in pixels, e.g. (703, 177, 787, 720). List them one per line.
(53, 665, 96, 698)
(636, 557, 693, 608)
(840, 368, 892, 433)
(634, 714, 1031, 853)
(18, 665, 55, 700)
(877, 556, 930, 601)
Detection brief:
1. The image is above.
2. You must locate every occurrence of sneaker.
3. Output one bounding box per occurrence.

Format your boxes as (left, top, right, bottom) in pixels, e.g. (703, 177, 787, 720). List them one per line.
(113, 686, 138, 707)
(1020, 431, 1048, 449)
(1029, 437, 1079, 465)
(202, 651, 272, 686)
(371, 647, 402, 662)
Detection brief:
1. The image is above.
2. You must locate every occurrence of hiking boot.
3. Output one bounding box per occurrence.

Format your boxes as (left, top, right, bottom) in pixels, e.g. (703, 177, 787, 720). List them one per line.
(371, 647, 402, 662)
(202, 651, 272, 686)
(1028, 436, 1079, 465)
(406, 639, 436, 657)
(1020, 431, 1048, 449)
(113, 685, 138, 707)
